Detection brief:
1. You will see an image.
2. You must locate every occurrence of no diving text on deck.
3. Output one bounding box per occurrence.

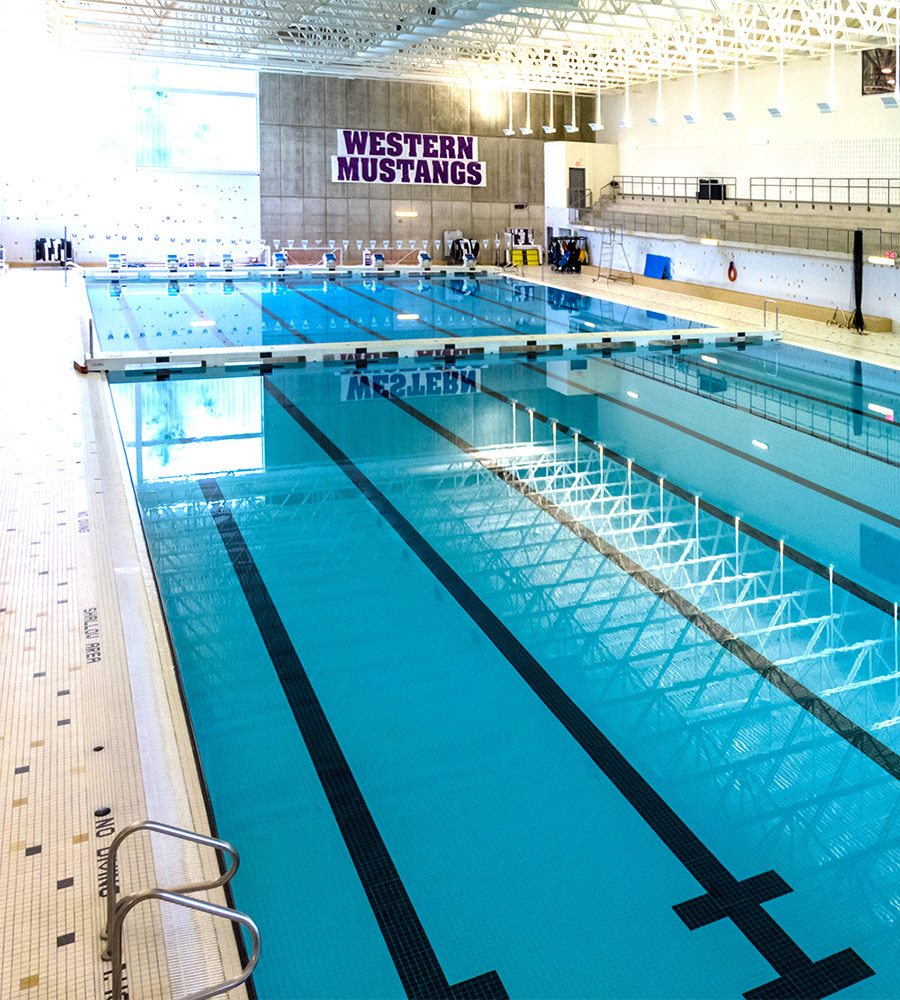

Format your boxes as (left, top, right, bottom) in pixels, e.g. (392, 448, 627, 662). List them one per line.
(331, 130, 486, 186)
(341, 367, 482, 401)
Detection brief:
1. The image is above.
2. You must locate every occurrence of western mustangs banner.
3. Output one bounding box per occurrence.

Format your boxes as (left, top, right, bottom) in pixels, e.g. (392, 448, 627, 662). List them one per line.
(331, 130, 486, 187)
(340, 367, 482, 401)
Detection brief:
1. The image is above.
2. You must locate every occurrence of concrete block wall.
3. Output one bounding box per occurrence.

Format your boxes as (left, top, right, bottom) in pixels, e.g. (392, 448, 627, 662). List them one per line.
(259, 73, 596, 253)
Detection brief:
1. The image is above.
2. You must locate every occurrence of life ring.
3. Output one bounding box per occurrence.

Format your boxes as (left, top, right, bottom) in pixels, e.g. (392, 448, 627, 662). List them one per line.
(727, 260, 737, 282)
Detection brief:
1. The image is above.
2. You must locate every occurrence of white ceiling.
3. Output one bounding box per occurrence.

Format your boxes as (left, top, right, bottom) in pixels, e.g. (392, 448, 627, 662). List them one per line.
(47, 0, 900, 91)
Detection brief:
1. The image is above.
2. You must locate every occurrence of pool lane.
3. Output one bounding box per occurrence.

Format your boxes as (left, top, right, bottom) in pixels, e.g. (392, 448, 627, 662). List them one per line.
(199, 476, 507, 1000)
(117, 362, 900, 999)
(265, 376, 874, 999)
(86, 274, 708, 354)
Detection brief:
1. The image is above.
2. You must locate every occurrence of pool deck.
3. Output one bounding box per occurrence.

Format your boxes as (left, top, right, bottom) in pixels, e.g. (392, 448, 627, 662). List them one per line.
(0, 265, 897, 1000)
(0, 269, 249, 1000)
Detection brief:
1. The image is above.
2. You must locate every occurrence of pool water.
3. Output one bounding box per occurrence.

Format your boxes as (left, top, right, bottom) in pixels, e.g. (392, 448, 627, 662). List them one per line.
(109, 345, 900, 999)
(86, 273, 707, 353)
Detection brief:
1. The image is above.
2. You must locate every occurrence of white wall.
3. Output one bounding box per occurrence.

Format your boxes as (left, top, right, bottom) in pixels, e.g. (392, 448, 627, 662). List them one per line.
(544, 140, 620, 236)
(0, 6, 260, 264)
(603, 50, 900, 189)
(576, 231, 900, 328)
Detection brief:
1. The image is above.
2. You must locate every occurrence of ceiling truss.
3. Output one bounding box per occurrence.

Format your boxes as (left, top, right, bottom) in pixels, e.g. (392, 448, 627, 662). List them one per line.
(47, 0, 900, 91)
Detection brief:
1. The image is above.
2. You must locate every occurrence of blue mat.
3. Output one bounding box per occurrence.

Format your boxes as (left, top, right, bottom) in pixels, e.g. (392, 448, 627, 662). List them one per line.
(644, 254, 671, 279)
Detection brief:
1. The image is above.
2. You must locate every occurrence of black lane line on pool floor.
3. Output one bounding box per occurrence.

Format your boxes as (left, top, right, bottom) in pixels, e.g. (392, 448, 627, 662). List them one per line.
(263, 376, 875, 1000)
(197, 477, 507, 1000)
(491, 363, 896, 619)
(235, 289, 316, 344)
(286, 285, 393, 341)
(537, 358, 900, 534)
(606, 354, 900, 471)
(450, 366, 900, 772)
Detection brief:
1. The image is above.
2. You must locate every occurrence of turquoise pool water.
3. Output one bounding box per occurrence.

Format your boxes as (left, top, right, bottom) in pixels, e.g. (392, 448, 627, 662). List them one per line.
(86, 273, 707, 352)
(109, 344, 900, 999)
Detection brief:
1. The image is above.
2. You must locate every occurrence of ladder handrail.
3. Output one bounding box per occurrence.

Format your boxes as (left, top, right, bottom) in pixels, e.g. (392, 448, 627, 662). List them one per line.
(102, 820, 240, 947)
(763, 298, 780, 330)
(107, 888, 261, 1000)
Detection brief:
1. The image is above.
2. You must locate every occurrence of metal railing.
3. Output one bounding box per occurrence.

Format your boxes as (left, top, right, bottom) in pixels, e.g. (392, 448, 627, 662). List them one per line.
(749, 177, 900, 209)
(611, 352, 900, 467)
(612, 176, 737, 201)
(600, 209, 900, 257)
(101, 819, 259, 1000)
(606, 175, 900, 210)
(567, 187, 593, 210)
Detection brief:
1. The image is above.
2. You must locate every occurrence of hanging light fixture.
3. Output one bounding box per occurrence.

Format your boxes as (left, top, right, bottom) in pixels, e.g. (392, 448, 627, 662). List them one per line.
(542, 85, 556, 133)
(769, 47, 786, 117)
(728, 40, 741, 119)
(589, 56, 603, 130)
(620, 64, 633, 127)
(649, 62, 664, 125)
(502, 89, 515, 135)
(820, 6, 837, 113)
(564, 86, 579, 132)
(520, 90, 533, 134)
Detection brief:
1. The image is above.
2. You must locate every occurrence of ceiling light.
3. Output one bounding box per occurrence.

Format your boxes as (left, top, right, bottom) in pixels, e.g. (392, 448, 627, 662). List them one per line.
(700, 238, 718, 246)
(868, 255, 896, 265)
(395, 210, 418, 218)
(397, 313, 419, 320)
(520, 89, 533, 134)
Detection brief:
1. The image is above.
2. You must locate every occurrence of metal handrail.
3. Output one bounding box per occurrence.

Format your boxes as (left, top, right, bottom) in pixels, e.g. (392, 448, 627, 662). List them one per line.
(612, 175, 737, 200)
(101, 820, 240, 951)
(567, 187, 593, 210)
(601, 209, 900, 258)
(610, 175, 900, 209)
(107, 889, 261, 1000)
(763, 299, 779, 331)
(749, 176, 900, 209)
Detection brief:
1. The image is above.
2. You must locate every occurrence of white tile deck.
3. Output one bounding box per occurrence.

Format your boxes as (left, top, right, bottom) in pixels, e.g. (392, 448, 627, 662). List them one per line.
(0, 269, 248, 1000)
(0, 263, 895, 1000)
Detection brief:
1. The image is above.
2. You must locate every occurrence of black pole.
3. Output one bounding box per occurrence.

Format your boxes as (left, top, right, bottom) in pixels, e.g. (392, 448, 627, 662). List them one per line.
(851, 228, 865, 332)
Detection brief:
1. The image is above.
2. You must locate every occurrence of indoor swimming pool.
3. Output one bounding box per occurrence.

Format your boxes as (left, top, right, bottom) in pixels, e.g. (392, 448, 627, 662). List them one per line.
(85, 272, 707, 353)
(108, 343, 900, 999)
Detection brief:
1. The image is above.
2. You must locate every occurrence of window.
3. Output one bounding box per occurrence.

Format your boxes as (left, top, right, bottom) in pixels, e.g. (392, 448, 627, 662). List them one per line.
(861, 48, 897, 96)
(133, 64, 258, 172)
